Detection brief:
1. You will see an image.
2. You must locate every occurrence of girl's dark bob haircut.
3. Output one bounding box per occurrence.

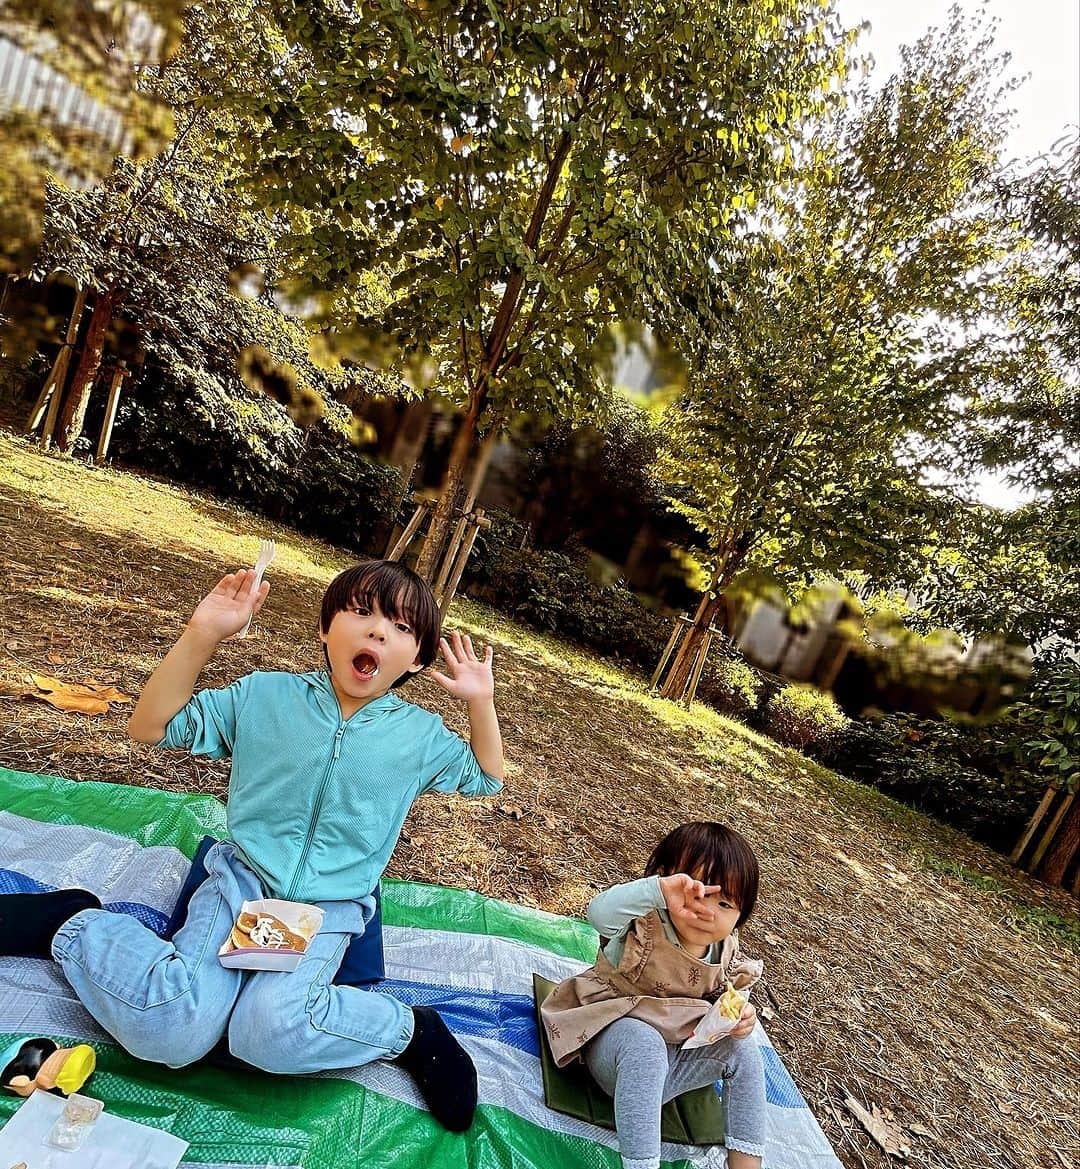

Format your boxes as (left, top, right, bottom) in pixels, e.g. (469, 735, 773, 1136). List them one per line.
(320, 560, 441, 687)
(644, 821, 760, 926)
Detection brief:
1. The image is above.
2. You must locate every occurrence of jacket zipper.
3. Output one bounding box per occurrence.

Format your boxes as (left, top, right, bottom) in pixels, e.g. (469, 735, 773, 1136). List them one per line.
(285, 722, 346, 899)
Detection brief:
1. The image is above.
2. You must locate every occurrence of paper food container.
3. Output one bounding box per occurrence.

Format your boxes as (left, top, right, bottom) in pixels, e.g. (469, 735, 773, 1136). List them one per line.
(218, 899, 324, 972)
(681, 985, 751, 1050)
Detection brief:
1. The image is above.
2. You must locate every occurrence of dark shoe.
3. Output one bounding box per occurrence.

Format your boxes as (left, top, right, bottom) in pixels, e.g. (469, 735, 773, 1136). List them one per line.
(394, 1006, 478, 1132)
(0, 890, 102, 957)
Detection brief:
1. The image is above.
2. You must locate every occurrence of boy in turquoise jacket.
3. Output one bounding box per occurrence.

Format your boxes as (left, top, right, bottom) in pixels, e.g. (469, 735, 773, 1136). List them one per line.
(0, 560, 504, 1132)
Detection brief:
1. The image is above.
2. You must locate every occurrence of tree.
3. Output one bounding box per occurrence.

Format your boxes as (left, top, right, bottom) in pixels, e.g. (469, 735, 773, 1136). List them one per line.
(653, 12, 1023, 700)
(29, 0, 381, 451)
(222, 0, 850, 579)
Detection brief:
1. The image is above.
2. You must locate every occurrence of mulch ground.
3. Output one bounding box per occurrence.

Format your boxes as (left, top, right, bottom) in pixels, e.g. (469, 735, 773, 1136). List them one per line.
(0, 427, 1077, 1169)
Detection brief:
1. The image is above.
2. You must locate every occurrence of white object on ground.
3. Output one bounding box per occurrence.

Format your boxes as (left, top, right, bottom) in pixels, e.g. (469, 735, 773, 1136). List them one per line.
(0, 1091, 187, 1169)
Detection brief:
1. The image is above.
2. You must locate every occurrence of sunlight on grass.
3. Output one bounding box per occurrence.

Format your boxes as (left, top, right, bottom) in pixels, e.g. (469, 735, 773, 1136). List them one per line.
(918, 853, 1080, 953)
(450, 595, 815, 794)
(0, 434, 356, 590)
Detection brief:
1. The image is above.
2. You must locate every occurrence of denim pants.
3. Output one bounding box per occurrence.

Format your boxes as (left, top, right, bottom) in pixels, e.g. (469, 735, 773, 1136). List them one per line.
(51, 841, 414, 1071)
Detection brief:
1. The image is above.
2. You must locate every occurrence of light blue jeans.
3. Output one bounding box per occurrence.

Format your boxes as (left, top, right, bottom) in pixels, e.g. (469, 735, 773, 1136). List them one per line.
(51, 841, 413, 1071)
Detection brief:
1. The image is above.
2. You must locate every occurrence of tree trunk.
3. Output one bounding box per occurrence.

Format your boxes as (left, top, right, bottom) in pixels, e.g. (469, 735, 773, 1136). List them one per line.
(415, 392, 482, 581)
(1037, 795, 1080, 887)
(659, 588, 723, 701)
(462, 428, 498, 513)
(56, 284, 119, 452)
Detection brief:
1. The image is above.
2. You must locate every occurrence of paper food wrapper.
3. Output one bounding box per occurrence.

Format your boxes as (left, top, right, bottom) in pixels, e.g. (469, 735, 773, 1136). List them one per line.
(218, 898, 324, 972)
(681, 986, 750, 1050)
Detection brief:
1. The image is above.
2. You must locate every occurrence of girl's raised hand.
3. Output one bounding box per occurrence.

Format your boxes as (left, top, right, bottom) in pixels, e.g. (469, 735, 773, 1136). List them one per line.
(659, 874, 723, 928)
(187, 569, 270, 644)
(429, 631, 495, 703)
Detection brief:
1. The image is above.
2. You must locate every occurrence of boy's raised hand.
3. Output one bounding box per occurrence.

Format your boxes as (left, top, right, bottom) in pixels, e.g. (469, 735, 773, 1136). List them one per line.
(187, 569, 270, 644)
(659, 874, 723, 928)
(429, 632, 495, 704)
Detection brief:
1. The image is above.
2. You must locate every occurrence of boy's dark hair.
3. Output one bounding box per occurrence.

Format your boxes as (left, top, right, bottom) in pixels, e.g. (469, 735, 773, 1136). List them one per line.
(645, 821, 760, 925)
(320, 560, 441, 687)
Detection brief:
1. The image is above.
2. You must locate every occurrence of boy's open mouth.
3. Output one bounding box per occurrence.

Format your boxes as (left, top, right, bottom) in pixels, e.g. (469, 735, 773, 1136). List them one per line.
(352, 651, 380, 680)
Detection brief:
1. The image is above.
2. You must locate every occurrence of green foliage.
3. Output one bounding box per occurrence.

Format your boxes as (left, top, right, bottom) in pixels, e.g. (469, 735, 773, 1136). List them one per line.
(0, 0, 191, 273)
(1007, 656, 1080, 792)
(818, 712, 1046, 852)
(654, 12, 1022, 605)
(111, 374, 402, 554)
(213, 0, 852, 567)
(465, 531, 671, 668)
(766, 684, 849, 749)
(246, 0, 848, 414)
(920, 136, 1080, 649)
(696, 655, 764, 721)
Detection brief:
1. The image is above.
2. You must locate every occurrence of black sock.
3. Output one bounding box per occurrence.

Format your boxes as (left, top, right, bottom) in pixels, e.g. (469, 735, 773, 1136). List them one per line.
(0, 890, 102, 958)
(394, 1006, 478, 1132)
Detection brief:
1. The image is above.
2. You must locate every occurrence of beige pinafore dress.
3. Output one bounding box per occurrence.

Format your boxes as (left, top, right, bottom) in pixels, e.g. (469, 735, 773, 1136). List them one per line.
(540, 909, 763, 1068)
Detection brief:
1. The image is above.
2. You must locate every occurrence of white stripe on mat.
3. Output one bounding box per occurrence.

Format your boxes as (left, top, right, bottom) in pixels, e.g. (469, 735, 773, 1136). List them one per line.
(0, 811, 190, 912)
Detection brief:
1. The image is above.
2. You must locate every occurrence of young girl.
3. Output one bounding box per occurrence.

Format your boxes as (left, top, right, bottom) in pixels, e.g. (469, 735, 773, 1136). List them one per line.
(541, 822, 766, 1169)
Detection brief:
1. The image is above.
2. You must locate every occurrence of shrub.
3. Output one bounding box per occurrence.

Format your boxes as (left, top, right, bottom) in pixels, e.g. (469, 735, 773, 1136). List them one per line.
(766, 684, 850, 749)
(696, 654, 764, 720)
(816, 713, 1046, 853)
(110, 372, 403, 554)
(464, 533, 671, 668)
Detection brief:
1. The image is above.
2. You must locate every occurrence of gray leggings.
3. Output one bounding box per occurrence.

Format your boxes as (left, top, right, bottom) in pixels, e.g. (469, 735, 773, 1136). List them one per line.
(584, 1017, 767, 1169)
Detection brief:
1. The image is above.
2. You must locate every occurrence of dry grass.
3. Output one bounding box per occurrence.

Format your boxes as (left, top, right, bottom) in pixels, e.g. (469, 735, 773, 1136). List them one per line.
(0, 428, 1077, 1169)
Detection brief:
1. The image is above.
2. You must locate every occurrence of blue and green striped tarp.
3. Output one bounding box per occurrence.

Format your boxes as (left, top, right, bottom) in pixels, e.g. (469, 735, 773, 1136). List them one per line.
(0, 768, 840, 1169)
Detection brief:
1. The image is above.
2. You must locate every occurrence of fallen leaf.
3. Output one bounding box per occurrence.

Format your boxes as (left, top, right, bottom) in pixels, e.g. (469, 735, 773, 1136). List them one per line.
(765, 931, 782, 946)
(26, 674, 132, 716)
(46, 653, 64, 665)
(497, 803, 526, 820)
(760, 1004, 776, 1021)
(906, 1122, 936, 1139)
(843, 1096, 911, 1157)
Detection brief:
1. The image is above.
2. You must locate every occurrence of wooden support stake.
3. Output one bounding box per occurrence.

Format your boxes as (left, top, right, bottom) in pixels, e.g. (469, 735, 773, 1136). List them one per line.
(439, 510, 486, 618)
(685, 631, 714, 706)
(95, 362, 126, 464)
(34, 285, 88, 446)
(650, 616, 687, 690)
(1011, 786, 1058, 865)
(387, 501, 430, 562)
(433, 512, 470, 600)
(1030, 792, 1074, 873)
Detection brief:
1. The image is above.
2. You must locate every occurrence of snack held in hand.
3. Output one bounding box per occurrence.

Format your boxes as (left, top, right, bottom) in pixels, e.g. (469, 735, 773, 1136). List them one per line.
(718, 980, 745, 1021)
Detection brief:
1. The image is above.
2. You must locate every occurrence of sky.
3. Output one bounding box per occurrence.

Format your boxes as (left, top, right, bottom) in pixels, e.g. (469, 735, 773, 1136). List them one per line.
(832, 0, 1079, 165)
(832, 0, 1079, 509)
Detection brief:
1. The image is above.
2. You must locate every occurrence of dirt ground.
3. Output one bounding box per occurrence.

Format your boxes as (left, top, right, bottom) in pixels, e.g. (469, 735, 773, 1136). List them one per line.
(0, 428, 1077, 1169)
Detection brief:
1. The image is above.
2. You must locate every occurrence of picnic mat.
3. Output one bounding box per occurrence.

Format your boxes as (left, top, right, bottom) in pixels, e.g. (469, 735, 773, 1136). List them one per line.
(0, 767, 841, 1169)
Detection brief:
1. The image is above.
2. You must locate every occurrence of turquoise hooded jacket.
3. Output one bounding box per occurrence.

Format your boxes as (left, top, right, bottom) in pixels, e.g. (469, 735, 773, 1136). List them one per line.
(161, 670, 501, 901)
